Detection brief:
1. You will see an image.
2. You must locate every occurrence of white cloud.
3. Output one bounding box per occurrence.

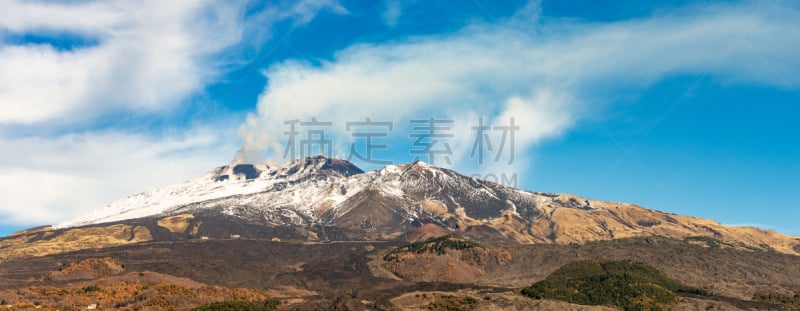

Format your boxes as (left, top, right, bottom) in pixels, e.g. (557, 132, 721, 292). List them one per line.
(287, 0, 348, 25)
(497, 90, 573, 149)
(0, 0, 239, 123)
(240, 1, 800, 172)
(382, 0, 402, 27)
(0, 0, 345, 124)
(0, 1, 121, 35)
(0, 128, 238, 225)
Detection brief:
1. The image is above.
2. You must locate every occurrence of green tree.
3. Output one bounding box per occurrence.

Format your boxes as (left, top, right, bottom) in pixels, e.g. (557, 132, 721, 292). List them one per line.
(192, 300, 280, 311)
(521, 260, 707, 310)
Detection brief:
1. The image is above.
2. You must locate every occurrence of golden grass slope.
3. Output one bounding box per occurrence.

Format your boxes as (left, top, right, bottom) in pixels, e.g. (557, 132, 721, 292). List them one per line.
(0, 225, 151, 261)
(434, 193, 800, 256)
(156, 213, 194, 234)
(528, 194, 800, 255)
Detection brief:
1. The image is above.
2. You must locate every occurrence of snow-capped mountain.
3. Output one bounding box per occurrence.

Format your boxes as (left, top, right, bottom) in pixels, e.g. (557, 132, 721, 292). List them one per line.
(53, 156, 800, 256)
(55, 156, 363, 228)
(56, 156, 541, 230)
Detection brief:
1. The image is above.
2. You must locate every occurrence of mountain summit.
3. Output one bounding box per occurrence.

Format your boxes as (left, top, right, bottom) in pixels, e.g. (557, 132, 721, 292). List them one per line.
(51, 156, 800, 256)
(207, 156, 364, 183)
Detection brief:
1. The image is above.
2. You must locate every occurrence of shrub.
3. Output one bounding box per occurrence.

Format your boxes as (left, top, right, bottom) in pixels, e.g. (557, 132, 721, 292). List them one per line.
(384, 235, 481, 261)
(424, 295, 478, 311)
(83, 285, 101, 293)
(192, 299, 280, 311)
(521, 260, 707, 310)
(753, 291, 800, 310)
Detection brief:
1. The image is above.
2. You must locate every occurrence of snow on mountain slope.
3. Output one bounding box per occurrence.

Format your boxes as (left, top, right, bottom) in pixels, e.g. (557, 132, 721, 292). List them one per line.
(55, 156, 544, 230)
(54, 156, 364, 228)
(52, 156, 800, 256)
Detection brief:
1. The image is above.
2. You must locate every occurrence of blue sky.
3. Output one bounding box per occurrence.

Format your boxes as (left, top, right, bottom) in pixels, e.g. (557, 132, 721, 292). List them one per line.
(0, 0, 798, 237)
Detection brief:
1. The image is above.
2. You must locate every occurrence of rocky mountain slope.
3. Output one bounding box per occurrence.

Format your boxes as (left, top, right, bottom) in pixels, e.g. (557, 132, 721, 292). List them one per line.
(41, 156, 798, 257)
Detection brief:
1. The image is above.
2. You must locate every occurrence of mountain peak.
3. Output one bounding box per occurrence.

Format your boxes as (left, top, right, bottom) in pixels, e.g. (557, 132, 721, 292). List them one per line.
(282, 156, 364, 177)
(204, 163, 271, 182)
(205, 156, 364, 182)
(407, 159, 433, 170)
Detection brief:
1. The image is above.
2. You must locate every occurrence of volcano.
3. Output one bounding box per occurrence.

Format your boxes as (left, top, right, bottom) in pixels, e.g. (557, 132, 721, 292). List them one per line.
(2, 156, 799, 310)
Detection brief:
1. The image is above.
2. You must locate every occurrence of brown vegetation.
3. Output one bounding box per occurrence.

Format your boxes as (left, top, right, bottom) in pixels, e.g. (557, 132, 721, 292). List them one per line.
(0, 225, 151, 260)
(156, 214, 195, 234)
(0, 258, 267, 310)
(49, 257, 124, 281)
